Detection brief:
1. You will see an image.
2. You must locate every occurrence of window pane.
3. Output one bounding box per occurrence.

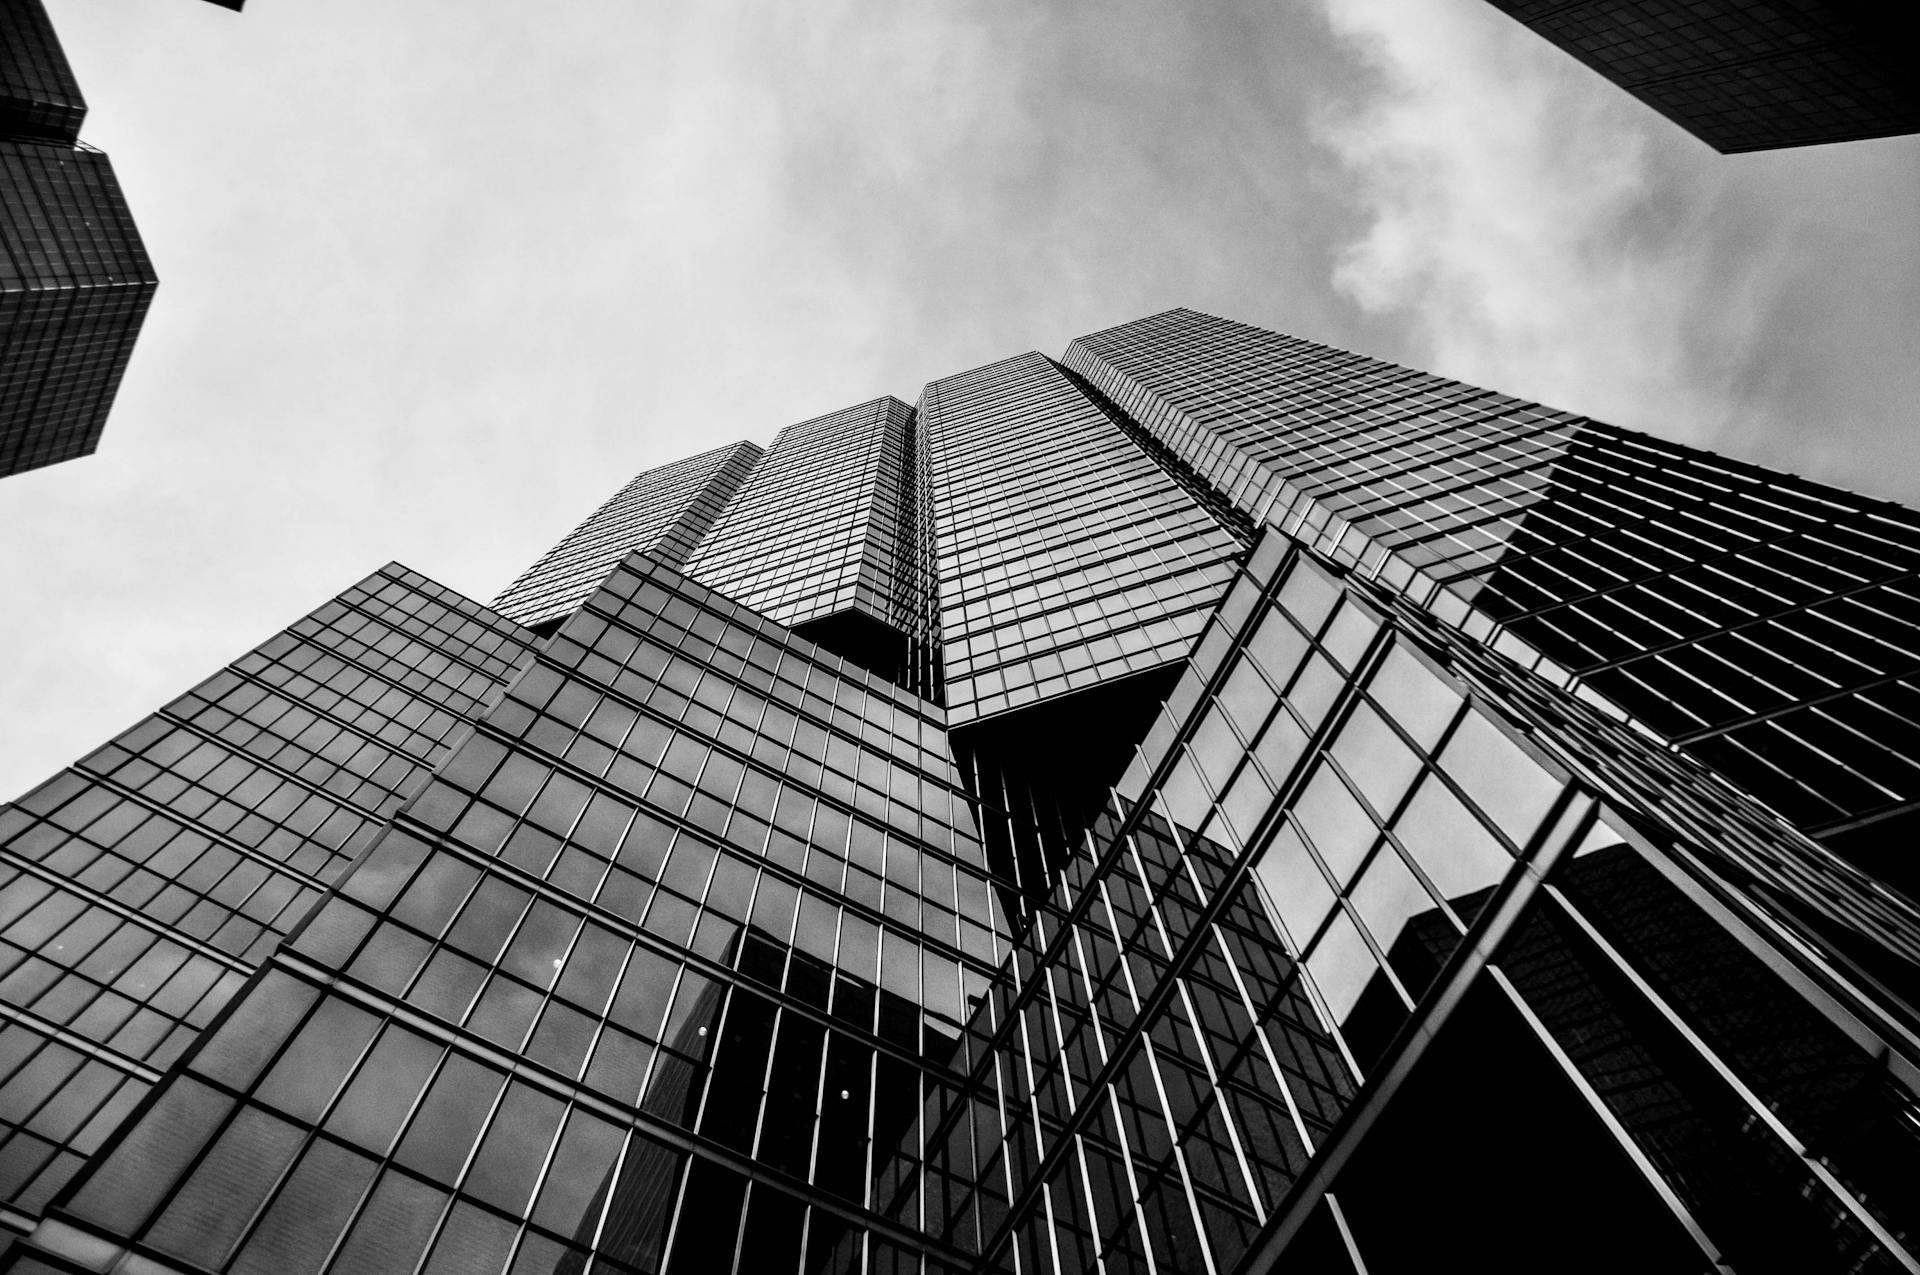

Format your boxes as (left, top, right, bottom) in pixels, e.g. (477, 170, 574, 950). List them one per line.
(1367, 644, 1460, 750)
(145, 1106, 304, 1266)
(463, 1084, 565, 1216)
(530, 1110, 625, 1236)
(1254, 824, 1338, 950)
(1350, 849, 1445, 974)
(327, 1169, 447, 1275)
(228, 1138, 378, 1275)
(1331, 703, 1421, 818)
(395, 1054, 506, 1184)
(1247, 610, 1310, 689)
(1220, 658, 1279, 740)
(1393, 774, 1512, 919)
(325, 1027, 442, 1154)
(1291, 766, 1376, 886)
(1438, 714, 1561, 847)
(254, 998, 381, 1124)
(1306, 909, 1379, 1023)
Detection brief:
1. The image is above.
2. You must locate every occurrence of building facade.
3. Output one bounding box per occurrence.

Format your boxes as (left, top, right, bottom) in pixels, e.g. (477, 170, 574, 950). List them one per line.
(493, 441, 763, 634)
(3, 309, 1918, 1273)
(1479, 0, 1920, 152)
(0, 0, 159, 480)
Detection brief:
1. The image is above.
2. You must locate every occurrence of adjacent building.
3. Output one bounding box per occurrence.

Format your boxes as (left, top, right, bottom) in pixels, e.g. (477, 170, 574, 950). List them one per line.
(4, 309, 1918, 1273)
(0, 0, 159, 479)
(1480, 0, 1920, 152)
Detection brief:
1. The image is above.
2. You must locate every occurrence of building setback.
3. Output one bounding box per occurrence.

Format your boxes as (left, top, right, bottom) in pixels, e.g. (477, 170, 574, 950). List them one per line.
(3, 309, 1918, 1273)
(1479, 0, 1920, 152)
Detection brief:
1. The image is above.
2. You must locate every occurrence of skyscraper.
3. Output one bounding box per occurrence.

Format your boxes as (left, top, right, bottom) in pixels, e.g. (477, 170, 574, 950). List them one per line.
(1479, 0, 1920, 152)
(0, 0, 159, 479)
(3, 309, 1917, 1274)
(494, 441, 763, 634)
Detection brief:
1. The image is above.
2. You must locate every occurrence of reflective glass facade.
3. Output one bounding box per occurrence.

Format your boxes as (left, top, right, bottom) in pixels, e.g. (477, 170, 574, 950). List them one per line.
(0, 0, 86, 145)
(493, 442, 762, 634)
(0, 142, 154, 480)
(683, 398, 932, 695)
(1479, 0, 1920, 152)
(1121, 532, 1920, 1272)
(5, 310, 1920, 1274)
(0, 0, 157, 480)
(19, 556, 1013, 1275)
(922, 353, 1247, 727)
(1067, 309, 1920, 898)
(0, 565, 536, 1248)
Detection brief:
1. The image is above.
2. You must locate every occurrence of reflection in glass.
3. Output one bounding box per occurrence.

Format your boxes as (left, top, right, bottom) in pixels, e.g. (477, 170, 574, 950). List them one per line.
(1551, 836, 1920, 1254)
(1330, 703, 1420, 818)
(1500, 878, 1910, 1273)
(1253, 823, 1338, 950)
(1350, 849, 1440, 964)
(1437, 713, 1559, 845)
(1247, 609, 1310, 689)
(1306, 909, 1380, 1023)
(1391, 774, 1512, 919)
(1292, 767, 1376, 887)
(1321, 598, 1380, 672)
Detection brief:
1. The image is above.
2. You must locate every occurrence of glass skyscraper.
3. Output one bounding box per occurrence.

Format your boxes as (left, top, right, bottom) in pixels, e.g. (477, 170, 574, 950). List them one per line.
(4, 309, 1917, 1273)
(0, 0, 158, 480)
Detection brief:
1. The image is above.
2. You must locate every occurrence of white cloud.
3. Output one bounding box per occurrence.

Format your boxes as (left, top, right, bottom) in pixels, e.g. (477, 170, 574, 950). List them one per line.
(1311, 0, 1775, 442)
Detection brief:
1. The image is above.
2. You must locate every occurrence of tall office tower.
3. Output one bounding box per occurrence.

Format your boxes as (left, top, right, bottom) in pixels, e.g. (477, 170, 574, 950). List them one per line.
(0, 0, 87, 143)
(680, 398, 930, 695)
(919, 352, 1249, 915)
(494, 441, 762, 634)
(5, 309, 1919, 1275)
(1479, 0, 1920, 152)
(0, 0, 158, 479)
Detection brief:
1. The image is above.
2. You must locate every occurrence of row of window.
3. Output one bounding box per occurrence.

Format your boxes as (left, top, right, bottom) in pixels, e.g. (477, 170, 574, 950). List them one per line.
(0, 567, 536, 1229)
(490, 442, 759, 627)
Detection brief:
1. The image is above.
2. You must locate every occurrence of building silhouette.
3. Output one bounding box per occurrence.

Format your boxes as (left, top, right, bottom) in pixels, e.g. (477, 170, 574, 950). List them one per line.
(3, 309, 1918, 1273)
(1479, 0, 1920, 152)
(0, 0, 159, 479)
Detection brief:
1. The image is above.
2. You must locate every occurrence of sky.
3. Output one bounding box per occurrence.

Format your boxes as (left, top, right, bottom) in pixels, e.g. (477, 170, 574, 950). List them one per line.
(2, 0, 1915, 799)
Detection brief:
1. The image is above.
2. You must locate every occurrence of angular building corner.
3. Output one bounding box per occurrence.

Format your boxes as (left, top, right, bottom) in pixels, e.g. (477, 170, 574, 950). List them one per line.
(4, 309, 1919, 1273)
(1478, 0, 1920, 153)
(0, 0, 160, 480)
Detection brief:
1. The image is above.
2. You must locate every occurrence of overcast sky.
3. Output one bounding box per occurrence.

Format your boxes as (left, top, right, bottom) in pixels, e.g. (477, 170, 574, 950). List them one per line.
(2, 0, 1915, 798)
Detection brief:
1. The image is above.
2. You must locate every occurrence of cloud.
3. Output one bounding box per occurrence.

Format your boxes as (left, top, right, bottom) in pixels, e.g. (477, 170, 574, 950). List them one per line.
(4, 0, 1912, 801)
(1310, 0, 1775, 443)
